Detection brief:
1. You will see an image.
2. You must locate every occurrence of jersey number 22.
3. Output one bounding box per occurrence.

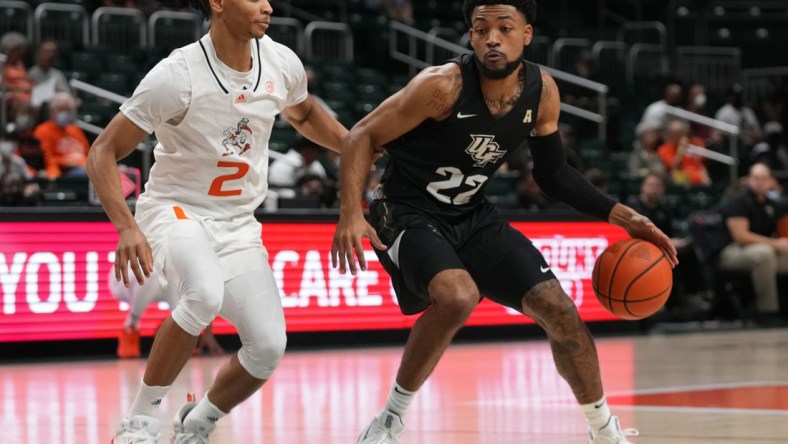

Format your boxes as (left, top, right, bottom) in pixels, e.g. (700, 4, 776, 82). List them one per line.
(426, 166, 488, 205)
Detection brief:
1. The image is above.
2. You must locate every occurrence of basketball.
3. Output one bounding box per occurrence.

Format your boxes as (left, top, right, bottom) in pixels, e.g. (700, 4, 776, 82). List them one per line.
(778, 215, 788, 238)
(592, 238, 673, 320)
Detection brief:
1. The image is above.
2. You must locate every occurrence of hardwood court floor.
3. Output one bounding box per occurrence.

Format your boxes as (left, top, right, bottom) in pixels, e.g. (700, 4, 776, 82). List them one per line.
(2, 328, 787, 443)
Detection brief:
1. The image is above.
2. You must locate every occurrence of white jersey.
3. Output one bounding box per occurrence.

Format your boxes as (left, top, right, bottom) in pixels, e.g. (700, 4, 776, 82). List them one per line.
(122, 33, 308, 221)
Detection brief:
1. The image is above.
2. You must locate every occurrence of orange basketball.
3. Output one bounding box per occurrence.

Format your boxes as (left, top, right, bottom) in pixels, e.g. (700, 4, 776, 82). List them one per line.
(778, 215, 788, 238)
(592, 238, 673, 320)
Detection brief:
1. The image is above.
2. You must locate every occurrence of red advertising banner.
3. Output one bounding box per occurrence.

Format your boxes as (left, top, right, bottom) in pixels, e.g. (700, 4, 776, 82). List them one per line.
(0, 221, 628, 342)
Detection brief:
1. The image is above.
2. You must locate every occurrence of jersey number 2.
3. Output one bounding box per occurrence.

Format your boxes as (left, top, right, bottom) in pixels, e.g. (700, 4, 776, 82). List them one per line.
(426, 166, 488, 205)
(208, 161, 249, 197)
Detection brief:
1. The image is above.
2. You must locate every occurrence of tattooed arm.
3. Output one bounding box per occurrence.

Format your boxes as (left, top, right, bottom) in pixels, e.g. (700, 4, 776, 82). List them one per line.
(331, 63, 462, 274)
(532, 68, 559, 136)
(529, 68, 679, 264)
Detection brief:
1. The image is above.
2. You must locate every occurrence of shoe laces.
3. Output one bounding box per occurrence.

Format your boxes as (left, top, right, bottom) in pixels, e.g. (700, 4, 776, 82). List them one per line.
(118, 429, 160, 443)
(118, 416, 159, 443)
(590, 417, 639, 444)
(173, 431, 209, 444)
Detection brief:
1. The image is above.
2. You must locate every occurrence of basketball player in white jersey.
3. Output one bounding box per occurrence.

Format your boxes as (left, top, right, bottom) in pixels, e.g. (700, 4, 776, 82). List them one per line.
(87, 0, 348, 442)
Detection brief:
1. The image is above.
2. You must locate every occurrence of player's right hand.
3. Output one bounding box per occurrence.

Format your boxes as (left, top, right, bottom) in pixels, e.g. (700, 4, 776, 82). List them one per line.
(331, 213, 387, 275)
(115, 227, 153, 287)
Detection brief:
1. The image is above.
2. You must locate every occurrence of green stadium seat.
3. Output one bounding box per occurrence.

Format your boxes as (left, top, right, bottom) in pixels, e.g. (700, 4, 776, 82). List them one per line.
(106, 54, 140, 76)
(0, 2, 32, 36)
(69, 52, 105, 77)
(95, 73, 133, 96)
(485, 173, 519, 197)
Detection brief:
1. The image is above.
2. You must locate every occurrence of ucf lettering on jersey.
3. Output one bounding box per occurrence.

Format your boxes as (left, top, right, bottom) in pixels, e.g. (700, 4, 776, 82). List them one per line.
(380, 53, 543, 219)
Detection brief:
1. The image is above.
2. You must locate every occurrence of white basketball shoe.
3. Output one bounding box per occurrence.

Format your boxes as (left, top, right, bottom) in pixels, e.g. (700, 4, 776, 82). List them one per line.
(358, 410, 405, 444)
(171, 393, 215, 444)
(112, 414, 160, 444)
(588, 416, 639, 443)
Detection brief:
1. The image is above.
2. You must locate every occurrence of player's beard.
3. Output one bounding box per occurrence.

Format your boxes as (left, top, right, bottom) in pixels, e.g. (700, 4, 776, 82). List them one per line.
(475, 49, 523, 80)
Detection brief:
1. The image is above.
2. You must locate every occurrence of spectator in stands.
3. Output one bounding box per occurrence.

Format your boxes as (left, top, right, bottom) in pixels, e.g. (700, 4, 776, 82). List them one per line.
(628, 123, 665, 179)
(658, 120, 711, 187)
(268, 135, 329, 189)
(363, 0, 414, 23)
(628, 173, 673, 236)
(0, 32, 34, 112)
(28, 40, 72, 107)
(636, 82, 684, 135)
(715, 83, 763, 146)
(584, 167, 613, 198)
(382, 0, 414, 24)
(8, 102, 44, 175)
(751, 121, 788, 185)
(295, 173, 330, 208)
(33, 93, 91, 179)
(718, 162, 788, 323)
(627, 173, 709, 318)
(0, 137, 39, 205)
(685, 83, 715, 142)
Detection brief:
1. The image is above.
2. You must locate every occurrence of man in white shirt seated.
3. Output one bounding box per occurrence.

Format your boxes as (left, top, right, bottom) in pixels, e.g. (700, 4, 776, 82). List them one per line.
(268, 135, 328, 191)
(715, 83, 763, 146)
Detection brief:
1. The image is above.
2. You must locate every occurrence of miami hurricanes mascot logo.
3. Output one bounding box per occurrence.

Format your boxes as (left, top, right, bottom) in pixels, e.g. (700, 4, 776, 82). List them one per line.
(465, 134, 505, 167)
(221, 118, 253, 156)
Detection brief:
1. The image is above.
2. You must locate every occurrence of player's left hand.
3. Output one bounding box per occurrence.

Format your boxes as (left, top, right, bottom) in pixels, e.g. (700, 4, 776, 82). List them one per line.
(623, 214, 679, 267)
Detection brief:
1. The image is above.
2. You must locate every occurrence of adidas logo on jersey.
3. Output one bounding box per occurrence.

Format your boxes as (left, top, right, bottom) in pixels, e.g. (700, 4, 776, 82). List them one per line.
(235, 94, 247, 104)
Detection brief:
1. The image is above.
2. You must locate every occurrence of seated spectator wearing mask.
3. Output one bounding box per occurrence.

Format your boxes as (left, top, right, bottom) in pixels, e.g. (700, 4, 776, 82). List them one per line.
(719, 163, 788, 323)
(33, 93, 91, 179)
(686, 83, 716, 142)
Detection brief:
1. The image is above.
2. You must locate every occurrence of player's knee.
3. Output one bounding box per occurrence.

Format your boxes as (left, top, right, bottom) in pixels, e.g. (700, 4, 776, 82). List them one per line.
(522, 280, 579, 326)
(238, 328, 287, 380)
(431, 286, 479, 322)
(188, 278, 224, 312)
(171, 282, 224, 336)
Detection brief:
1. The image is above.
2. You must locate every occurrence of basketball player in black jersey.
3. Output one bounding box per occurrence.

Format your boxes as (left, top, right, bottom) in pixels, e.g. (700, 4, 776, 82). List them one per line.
(332, 1, 678, 443)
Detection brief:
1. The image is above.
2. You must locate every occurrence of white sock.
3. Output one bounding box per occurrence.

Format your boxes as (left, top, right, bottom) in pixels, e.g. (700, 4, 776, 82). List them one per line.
(383, 382, 415, 418)
(581, 395, 612, 431)
(124, 314, 141, 329)
(185, 392, 226, 426)
(129, 381, 170, 418)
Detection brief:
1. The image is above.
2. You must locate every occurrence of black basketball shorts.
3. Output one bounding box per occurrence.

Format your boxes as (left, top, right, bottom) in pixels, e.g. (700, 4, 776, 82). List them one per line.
(368, 199, 557, 315)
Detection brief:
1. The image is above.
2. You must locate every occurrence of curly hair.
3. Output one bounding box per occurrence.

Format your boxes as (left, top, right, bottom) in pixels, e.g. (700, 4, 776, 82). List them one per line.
(462, 0, 537, 26)
(189, 0, 211, 17)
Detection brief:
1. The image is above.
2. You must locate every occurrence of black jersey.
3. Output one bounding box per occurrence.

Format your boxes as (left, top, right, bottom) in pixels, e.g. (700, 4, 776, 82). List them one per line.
(379, 53, 542, 220)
